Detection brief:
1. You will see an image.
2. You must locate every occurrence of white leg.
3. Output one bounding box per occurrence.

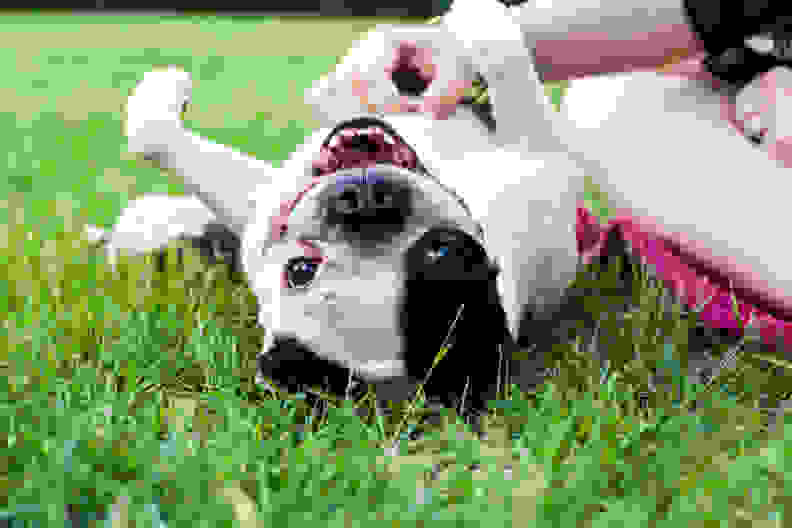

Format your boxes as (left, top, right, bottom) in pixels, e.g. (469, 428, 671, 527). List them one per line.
(436, 3, 588, 340)
(154, 126, 280, 236)
(126, 68, 282, 236)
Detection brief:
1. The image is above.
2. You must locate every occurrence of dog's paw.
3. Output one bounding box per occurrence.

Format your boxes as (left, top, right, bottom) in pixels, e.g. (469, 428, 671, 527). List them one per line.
(305, 24, 477, 124)
(125, 66, 192, 155)
(305, 27, 401, 126)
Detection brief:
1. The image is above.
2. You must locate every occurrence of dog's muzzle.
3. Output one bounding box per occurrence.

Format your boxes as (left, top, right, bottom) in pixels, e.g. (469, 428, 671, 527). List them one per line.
(321, 171, 413, 244)
(325, 175, 406, 215)
(280, 115, 482, 249)
(286, 163, 482, 251)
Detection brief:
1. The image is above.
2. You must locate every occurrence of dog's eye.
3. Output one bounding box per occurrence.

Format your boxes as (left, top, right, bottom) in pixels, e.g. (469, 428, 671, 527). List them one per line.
(286, 257, 322, 289)
(426, 244, 449, 262)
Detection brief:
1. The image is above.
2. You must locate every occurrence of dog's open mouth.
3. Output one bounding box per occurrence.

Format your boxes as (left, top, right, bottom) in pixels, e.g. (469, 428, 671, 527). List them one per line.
(312, 117, 420, 177)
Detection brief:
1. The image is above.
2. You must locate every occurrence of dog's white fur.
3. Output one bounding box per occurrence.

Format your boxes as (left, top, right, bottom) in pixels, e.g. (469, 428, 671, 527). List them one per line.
(91, 0, 792, 393)
(89, 4, 589, 388)
(83, 0, 792, 424)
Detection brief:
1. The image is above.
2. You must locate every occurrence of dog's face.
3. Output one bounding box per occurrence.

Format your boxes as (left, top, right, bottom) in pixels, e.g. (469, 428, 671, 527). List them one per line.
(245, 116, 510, 404)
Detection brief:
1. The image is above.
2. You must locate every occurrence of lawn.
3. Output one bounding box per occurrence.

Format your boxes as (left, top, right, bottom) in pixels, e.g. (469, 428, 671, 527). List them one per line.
(0, 14, 790, 528)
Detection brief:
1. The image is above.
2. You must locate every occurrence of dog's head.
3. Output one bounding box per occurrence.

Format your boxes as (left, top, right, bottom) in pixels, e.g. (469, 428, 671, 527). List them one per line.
(245, 115, 510, 408)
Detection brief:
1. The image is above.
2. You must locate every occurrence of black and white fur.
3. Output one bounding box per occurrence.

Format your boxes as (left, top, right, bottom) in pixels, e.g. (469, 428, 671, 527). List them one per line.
(87, 4, 595, 420)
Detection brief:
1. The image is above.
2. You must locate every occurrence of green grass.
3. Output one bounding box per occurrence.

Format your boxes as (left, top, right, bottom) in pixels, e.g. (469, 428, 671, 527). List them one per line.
(1, 14, 791, 527)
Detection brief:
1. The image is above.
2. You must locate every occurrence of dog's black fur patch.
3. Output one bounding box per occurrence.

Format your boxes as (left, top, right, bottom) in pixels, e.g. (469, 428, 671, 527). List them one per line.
(255, 226, 511, 420)
(398, 227, 511, 416)
(257, 336, 354, 396)
(323, 178, 413, 247)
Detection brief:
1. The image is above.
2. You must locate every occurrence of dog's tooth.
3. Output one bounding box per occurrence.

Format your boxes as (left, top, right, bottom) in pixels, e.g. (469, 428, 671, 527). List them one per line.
(382, 131, 396, 146)
(329, 135, 342, 149)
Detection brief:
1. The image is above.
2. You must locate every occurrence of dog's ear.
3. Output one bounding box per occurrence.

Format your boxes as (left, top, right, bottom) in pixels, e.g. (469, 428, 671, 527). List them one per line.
(442, 150, 585, 342)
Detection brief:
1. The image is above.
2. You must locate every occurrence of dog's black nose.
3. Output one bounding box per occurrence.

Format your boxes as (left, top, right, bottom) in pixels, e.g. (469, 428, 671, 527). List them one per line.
(344, 133, 380, 153)
(328, 182, 399, 214)
(324, 178, 412, 244)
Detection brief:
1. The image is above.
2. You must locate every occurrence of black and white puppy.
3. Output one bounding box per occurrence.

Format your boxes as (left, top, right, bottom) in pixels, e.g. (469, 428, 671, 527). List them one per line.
(89, 6, 590, 418)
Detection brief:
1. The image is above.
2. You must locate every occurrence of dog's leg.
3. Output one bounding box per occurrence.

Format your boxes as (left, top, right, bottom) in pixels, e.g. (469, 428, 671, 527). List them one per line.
(126, 68, 283, 236)
(443, 6, 587, 318)
(438, 2, 601, 390)
(442, 1, 571, 153)
(150, 126, 282, 237)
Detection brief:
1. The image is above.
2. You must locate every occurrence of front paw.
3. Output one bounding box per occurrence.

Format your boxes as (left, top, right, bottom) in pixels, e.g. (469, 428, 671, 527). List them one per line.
(305, 24, 477, 125)
(125, 65, 192, 156)
(305, 28, 404, 126)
